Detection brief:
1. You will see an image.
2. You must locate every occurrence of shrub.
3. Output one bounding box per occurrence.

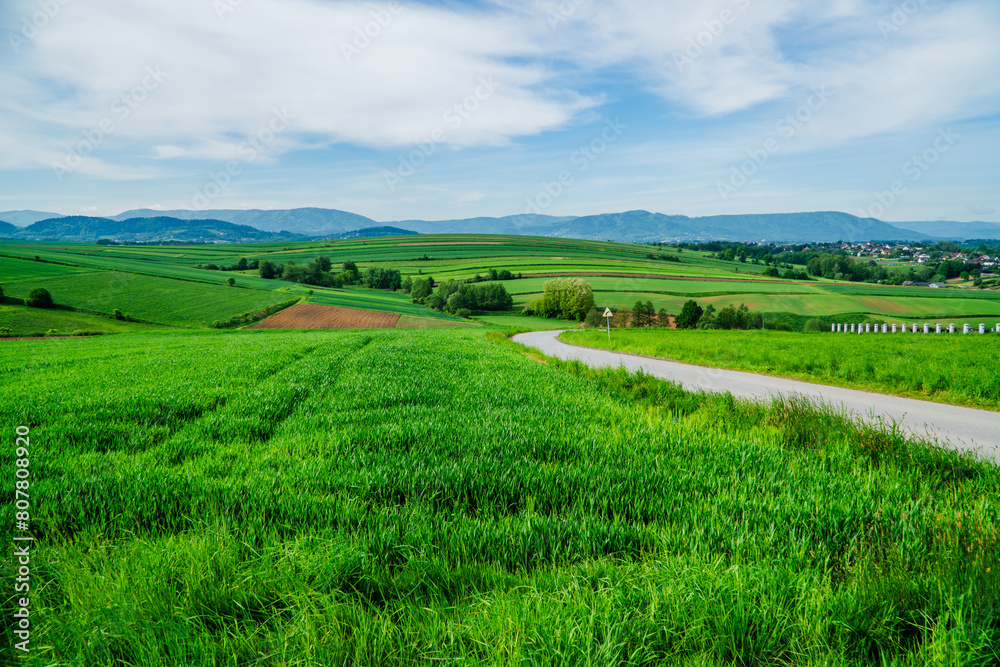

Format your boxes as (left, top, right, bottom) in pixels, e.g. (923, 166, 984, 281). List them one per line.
(25, 288, 53, 308)
(584, 307, 602, 328)
(112, 309, 125, 321)
(227, 277, 236, 287)
(803, 318, 824, 332)
(456, 308, 472, 318)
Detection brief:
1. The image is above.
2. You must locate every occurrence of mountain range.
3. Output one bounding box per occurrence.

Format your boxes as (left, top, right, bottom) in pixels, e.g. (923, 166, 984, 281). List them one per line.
(2, 208, 999, 244)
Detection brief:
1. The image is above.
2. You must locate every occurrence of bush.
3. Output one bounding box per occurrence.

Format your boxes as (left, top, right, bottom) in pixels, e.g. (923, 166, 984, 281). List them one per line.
(584, 306, 603, 328)
(0, 327, 13, 337)
(227, 277, 236, 287)
(25, 288, 53, 308)
(112, 309, 125, 321)
(803, 318, 825, 332)
(675, 300, 703, 329)
(526, 278, 594, 320)
(456, 308, 472, 318)
(46, 329, 60, 336)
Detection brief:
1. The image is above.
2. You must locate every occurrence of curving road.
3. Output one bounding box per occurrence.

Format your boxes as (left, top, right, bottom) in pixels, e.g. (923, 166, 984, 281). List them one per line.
(513, 330, 1000, 464)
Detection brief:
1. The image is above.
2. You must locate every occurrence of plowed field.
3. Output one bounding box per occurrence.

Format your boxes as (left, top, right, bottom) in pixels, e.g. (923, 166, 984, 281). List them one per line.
(249, 303, 400, 329)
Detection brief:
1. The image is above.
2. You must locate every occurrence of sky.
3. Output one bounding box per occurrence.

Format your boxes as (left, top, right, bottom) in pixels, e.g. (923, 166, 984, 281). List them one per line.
(1, 0, 998, 224)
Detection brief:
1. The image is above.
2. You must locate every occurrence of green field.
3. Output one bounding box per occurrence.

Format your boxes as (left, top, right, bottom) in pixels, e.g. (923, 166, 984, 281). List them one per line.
(561, 328, 1000, 411)
(1, 329, 996, 665)
(0, 304, 166, 336)
(7, 236, 1000, 328)
(2, 272, 296, 328)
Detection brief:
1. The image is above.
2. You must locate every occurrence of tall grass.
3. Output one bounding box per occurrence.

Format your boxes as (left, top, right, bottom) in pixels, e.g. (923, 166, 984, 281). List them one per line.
(562, 328, 1000, 411)
(1, 329, 996, 665)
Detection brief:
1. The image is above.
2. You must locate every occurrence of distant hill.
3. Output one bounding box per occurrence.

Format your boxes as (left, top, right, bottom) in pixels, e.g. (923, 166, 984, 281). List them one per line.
(0, 210, 64, 226)
(383, 214, 578, 235)
(542, 210, 931, 243)
(11, 216, 307, 243)
(0, 219, 19, 235)
(332, 226, 417, 239)
(5, 206, 998, 243)
(112, 207, 378, 236)
(885, 220, 1000, 241)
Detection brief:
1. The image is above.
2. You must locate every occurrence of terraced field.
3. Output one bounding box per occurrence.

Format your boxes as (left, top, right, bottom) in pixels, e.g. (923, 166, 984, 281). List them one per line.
(5, 234, 1000, 328)
(2, 272, 295, 328)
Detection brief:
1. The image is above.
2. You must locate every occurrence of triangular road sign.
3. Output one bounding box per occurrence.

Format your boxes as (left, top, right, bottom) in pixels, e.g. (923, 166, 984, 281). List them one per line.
(603, 307, 613, 318)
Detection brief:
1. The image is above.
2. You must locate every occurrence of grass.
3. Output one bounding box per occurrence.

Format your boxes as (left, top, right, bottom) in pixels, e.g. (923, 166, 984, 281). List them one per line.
(0, 328, 996, 665)
(0, 255, 98, 283)
(1, 272, 296, 328)
(539, 291, 1000, 320)
(561, 328, 1000, 411)
(0, 304, 166, 336)
(472, 314, 583, 330)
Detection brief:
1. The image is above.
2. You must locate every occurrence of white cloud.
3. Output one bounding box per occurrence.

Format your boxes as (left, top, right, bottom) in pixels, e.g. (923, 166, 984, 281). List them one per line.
(0, 0, 593, 173)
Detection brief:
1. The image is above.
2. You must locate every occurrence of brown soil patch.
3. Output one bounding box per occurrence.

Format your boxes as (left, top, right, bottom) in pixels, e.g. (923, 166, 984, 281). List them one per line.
(249, 303, 400, 330)
(396, 242, 503, 246)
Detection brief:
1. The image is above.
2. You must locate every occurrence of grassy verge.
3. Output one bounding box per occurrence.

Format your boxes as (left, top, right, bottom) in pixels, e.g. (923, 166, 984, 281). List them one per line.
(0, 304, 168, 336)
(561, 328, 1000, 411)
(0, 328, 996, 665)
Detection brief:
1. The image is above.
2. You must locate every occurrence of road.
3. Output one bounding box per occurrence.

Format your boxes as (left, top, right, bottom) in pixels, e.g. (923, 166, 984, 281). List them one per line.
(513, 330, 1000, 464)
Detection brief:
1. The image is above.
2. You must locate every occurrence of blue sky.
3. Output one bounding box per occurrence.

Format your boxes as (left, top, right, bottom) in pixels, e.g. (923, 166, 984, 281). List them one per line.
(1, 0, 998, 223)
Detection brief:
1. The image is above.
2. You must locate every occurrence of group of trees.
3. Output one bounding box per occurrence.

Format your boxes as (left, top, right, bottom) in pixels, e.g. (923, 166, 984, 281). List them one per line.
(468, 268, 522, 283)
(257, 257, 403, 290)
(199, 257, 261, 272)
(762, 267, 811, 280)
(676, 299, 762, 330)
(406, 276, 513, 316)
(523, 278, 595, 321)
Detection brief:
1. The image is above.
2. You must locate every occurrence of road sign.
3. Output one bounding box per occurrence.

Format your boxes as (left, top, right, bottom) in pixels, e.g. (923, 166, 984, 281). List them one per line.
(603, 307, 613, 318)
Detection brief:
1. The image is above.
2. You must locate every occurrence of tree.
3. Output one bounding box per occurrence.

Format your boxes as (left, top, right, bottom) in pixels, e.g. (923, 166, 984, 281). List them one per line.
(25, 288, 53, 308)
(657, 308, 671, 327)
(236, 257, 249, 271)
(402, 276, 413, 293)
(315, 256, 332, 273)
(259, 260, 276, 279)
(584, 306, 602, 328)
(411, 278, 433, 303)
(697, 305, 717, 329)
(526, 278, 595, 320)
(342, 260, 358, 274)
(227, 277, 236, 287)
(675, 299, 703, 329)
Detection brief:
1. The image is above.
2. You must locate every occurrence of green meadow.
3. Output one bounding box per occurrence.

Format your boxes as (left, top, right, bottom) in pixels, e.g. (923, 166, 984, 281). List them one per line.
(561, 328, 1000, 411)
(2, 272, 295, 328)
(1, 328, 997, 666)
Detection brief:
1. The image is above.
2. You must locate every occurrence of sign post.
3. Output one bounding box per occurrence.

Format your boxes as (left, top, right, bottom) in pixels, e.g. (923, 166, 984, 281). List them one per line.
(603, 307, 613, 340)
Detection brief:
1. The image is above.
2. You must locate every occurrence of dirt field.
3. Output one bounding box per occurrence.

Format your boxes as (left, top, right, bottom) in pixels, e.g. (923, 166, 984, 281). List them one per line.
(249, 304, 400, 330)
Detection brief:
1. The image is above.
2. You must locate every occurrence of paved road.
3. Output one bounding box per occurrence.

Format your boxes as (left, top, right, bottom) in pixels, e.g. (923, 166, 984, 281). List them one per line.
(513, 330, 1000, 464)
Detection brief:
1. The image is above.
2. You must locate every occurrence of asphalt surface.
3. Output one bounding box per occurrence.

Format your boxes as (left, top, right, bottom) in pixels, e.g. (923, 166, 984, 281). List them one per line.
(513, 329, 1000, 464)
